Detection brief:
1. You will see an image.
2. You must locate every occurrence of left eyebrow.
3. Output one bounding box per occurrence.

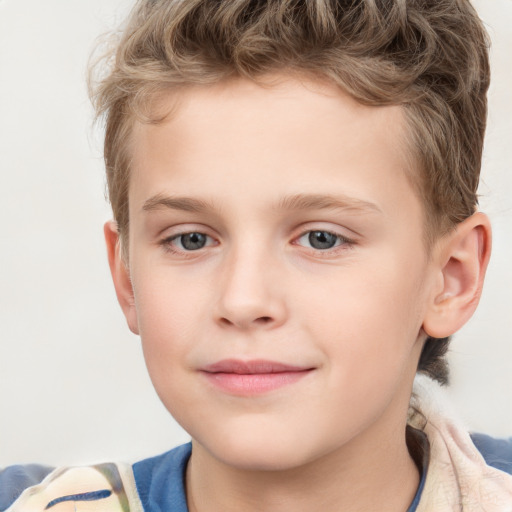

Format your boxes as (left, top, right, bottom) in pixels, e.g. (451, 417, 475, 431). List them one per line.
(275, 193, 382, 215)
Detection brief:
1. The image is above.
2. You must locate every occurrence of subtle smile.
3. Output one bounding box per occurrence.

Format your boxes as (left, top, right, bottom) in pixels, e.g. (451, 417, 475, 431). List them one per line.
(200, 359, 315, 395)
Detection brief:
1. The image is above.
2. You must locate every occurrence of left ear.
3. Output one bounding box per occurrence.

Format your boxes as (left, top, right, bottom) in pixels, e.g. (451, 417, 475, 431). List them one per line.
(423, 212, 492, 338)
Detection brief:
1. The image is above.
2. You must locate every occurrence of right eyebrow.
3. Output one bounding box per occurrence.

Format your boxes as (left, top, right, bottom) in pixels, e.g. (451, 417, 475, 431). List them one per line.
(142, 194, 217, 213)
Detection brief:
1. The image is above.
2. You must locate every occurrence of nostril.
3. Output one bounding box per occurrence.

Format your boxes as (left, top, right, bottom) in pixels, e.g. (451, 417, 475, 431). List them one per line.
(256, 316, 272, 324)
(217, 315, 275, 328)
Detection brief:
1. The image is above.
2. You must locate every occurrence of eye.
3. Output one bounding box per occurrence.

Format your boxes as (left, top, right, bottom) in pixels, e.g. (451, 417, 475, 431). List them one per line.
(165, 232, 214, 251)
(296, 230, 348, 250)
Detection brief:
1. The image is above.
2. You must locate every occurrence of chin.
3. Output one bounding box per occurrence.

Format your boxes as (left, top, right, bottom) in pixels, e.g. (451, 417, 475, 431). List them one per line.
(192, 424, 323, 472)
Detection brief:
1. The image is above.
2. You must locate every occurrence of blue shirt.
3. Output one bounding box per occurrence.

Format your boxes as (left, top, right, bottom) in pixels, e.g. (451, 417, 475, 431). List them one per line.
(2, 434, 512, 511)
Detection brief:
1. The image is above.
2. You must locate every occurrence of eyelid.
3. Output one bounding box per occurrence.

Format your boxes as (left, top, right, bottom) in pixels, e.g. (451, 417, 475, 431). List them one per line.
(156, 222, 215, 238)
(293, 222, 357, 242)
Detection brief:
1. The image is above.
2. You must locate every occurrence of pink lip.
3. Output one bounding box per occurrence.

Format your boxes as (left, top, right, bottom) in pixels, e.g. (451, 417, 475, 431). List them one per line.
(200, 359, 314, 395)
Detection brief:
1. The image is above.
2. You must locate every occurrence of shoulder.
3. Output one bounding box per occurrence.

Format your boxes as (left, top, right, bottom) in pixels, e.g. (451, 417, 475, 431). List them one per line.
(0, 464, 54, 511)
(412, 375, 512, 477)
(132, 442, 192, 512)
(0, 461, 142, 512)
(0, 443, 192, 512)
(471, 432, 512, 475)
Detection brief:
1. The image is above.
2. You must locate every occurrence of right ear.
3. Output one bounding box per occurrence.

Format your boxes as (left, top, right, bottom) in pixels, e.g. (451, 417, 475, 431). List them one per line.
(104, 221, 139, 335)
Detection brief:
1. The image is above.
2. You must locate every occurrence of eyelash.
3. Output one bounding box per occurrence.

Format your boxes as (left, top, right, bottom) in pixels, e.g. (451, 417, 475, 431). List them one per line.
(159, 229, 356, 257)
(294, 229, 355, 255)
(160, 232, 217, 257)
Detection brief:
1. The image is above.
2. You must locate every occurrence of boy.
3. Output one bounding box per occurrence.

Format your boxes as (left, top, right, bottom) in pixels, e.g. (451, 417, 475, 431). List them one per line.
(1, 0, 511, 510)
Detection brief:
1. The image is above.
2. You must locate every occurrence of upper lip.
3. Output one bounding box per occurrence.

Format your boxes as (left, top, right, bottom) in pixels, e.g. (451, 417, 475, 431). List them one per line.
(201, 359, 313, 374)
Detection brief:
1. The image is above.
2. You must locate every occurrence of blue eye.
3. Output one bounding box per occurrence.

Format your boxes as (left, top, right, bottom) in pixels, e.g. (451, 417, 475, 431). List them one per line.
(297, 230, 345, 250)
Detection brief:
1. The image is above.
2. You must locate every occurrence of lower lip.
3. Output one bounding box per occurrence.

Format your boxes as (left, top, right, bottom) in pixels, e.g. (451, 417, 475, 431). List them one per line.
(201, 370, 312, 395)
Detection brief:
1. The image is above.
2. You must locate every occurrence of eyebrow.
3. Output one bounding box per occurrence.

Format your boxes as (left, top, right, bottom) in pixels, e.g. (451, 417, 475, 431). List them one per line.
(143, 194, 217, 213)
(142, 193, 382, 215)
(275, 193, 382, 214)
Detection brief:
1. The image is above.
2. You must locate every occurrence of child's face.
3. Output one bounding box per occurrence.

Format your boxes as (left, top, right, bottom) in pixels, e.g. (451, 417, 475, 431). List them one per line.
(120, 75, 437, 470)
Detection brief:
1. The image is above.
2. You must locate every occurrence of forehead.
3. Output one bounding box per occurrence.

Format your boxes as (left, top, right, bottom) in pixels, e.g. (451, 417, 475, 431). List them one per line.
(129, 74, 418, 221)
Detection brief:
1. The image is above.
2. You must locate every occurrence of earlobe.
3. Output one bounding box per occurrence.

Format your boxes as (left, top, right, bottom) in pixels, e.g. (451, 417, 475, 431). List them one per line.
(104, 221, 140, 335)
(423, 212, 492, 339)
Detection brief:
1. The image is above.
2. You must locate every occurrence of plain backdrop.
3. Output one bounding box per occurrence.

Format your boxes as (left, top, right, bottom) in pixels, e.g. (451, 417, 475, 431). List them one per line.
(0, 0, 510, 467)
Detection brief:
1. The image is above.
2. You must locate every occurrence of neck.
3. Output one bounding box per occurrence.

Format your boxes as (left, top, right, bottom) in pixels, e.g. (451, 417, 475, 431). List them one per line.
(186, 421, 420, 512)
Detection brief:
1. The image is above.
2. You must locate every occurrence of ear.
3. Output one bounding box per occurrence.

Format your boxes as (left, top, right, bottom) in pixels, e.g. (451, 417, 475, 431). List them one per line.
(423, 212, 492, 338)
(104, 221, 139, 335)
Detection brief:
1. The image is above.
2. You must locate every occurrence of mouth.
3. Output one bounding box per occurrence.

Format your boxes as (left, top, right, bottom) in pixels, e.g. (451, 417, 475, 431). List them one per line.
(200, 359, 315, 395)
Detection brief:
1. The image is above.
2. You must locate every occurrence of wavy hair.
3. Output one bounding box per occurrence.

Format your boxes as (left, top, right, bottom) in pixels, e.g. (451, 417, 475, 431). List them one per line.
(89, 0, 490, 384)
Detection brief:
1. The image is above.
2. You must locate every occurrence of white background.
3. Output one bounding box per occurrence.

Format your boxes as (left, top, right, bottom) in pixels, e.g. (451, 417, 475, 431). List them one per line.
(0, 0, 510, 466)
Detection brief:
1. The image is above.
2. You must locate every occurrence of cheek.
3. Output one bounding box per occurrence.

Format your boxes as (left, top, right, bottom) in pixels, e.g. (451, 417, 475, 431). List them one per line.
(133, 276, 202, 419)
(297, 255, 426, 375)
(131, 269, 207, 378)
(133, 259, 210, 331)
(292, 267, 425, 433)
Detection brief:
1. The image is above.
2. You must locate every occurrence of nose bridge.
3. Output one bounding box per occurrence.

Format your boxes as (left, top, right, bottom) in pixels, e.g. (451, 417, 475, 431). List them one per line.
(215, 233, 286, 329)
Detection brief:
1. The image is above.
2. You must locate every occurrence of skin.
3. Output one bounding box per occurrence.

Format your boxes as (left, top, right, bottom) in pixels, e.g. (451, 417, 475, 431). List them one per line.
(105, 74, 491, 512)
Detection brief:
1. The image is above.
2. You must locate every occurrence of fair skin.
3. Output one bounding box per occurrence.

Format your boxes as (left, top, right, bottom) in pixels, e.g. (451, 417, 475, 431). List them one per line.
(105, 75, 491, 512)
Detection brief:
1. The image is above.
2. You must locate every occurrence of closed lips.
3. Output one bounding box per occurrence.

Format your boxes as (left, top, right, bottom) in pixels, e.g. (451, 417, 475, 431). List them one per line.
(201, 359, 313, 374)
(200, 359, 315, 395)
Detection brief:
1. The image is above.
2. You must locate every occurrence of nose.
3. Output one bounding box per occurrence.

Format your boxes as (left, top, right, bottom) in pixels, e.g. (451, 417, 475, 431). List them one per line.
(214, 245, 287, 330)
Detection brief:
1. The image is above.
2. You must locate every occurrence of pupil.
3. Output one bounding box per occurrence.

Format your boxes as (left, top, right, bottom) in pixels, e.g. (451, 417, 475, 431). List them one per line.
(309, 231, 337, 250)
(182, 233, 206, 250)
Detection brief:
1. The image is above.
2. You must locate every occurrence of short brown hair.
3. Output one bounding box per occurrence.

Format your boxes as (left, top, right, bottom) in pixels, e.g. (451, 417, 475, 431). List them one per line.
(89, 0, 490, 384)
